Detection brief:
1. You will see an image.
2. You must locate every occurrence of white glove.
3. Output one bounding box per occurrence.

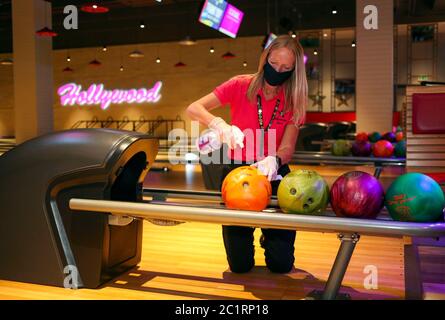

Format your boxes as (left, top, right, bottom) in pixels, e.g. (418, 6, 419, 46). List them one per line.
(208, 117, 244, 150)
(251, 156, 279, 181)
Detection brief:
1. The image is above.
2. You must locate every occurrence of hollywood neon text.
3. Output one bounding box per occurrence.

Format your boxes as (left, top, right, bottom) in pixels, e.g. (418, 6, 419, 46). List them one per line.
(57, 81, 162, 110)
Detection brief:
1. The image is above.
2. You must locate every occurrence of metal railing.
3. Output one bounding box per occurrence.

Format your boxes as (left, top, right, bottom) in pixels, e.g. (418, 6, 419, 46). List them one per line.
(71, 116, 186, 140)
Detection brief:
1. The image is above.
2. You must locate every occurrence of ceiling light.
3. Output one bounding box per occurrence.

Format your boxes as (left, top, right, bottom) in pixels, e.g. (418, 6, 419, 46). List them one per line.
(0, 58, 13, 66)
(179, 36, 197, 46)
(174, 61, 186, 68)
(36, 27, 57, 37)
(129, 50, 144, 58)
(81, 4, 109, 13)
(222, 51, 236, 59)
(88, 59, 102, 67)
(156, 57, 161, 63)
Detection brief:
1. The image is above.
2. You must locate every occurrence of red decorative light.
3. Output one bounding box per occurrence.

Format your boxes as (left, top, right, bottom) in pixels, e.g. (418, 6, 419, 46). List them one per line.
(62, 66, 74, 72)
(221, 51, 236, 59)
(174, 62, 186, 68)
(36, 27, 58, 37)
(81, 4, 109, 13)
(89, 59, 102, 67)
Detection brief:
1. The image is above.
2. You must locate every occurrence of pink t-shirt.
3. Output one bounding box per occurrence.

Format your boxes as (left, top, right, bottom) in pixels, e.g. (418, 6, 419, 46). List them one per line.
(213, 75, 294, 162)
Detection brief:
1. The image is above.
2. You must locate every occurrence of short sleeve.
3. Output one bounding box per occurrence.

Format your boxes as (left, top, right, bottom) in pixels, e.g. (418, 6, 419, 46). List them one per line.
(286, 113, 306, 128)
(213, 77, 239, 106)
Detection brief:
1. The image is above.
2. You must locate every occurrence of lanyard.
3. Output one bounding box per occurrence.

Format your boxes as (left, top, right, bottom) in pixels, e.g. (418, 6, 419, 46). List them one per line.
(256, 94, 281, 157)
(256, 94, 281, 132)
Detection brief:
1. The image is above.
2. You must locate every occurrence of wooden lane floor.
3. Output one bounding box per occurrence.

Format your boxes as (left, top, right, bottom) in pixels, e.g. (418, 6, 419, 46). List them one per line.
(0, 217, 442, 299)
(0, 221, 406, 300)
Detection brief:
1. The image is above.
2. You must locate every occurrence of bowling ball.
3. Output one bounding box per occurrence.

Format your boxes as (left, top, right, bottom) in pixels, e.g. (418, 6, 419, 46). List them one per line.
(330, 171, 385, 219)
(356, 132, 369, 142)
(368, 132, 382, 143)
(395, 131, 404, 142)
(222, 166, 272, 211)
(331, 140, 352, 156)
(394, 140, 406, 158)
(373, 140, 394, 158)
(351, 140, 372, 157)
(277, 170, 329, 215)
(382, 132, 397, 143)
(385, 173, 445, 222)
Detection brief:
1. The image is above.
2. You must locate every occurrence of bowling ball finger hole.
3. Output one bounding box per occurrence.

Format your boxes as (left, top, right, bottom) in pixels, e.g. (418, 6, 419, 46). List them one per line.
(307, 198, 314, 204)
(242, 181, 249, 190)
(290, 188, 297, 195)
(303, 204, 310, 210)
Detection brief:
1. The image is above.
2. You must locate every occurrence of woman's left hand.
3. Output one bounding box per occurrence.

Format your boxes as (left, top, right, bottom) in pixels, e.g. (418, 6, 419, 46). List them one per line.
(251, 156, 279, 181)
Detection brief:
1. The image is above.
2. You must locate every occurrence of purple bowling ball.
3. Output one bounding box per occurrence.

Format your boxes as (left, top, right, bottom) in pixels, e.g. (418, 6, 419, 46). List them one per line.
(382, 132, 396, 143)
(351, 141, 372, 157)
(330, 171, 385, 219)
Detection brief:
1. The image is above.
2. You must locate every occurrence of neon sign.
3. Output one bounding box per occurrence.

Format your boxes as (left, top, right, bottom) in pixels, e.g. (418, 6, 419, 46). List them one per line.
(57, 81, 162, 110)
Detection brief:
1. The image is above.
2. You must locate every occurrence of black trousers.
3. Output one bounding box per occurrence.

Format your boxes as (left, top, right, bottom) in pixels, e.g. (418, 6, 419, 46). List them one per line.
(220, 162, 297, 274)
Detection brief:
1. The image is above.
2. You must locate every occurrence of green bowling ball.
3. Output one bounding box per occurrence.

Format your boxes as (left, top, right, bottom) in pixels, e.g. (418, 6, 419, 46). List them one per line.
(385, 173, 445, 222)
(278, 170, 330, 215)
(331, 139, 352, 156)
(368, 132, 382, 143)
(394, 140, 406, 158)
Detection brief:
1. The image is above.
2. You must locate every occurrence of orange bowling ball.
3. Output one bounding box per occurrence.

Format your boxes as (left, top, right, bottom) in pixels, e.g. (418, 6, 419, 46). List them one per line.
(373, 140, 394, 158)
(222, 166, 272, 211)
(396, 131, 404, 142)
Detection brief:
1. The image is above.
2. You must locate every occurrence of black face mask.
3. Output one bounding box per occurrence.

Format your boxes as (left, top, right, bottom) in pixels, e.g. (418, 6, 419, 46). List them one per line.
(263, 61, 294, 87)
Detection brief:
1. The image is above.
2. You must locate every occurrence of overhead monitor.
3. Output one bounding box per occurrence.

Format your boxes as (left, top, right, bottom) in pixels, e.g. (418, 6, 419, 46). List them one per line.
(218, 4, 244, 38)
(198, 0, 228, 31)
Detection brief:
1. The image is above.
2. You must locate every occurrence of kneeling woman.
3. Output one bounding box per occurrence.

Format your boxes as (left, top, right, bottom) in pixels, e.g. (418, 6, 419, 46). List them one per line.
(186, 35, 308, 274)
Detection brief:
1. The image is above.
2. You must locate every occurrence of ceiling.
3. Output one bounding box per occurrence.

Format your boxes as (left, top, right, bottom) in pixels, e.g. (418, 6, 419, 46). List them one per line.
(1, 0, 445, 53)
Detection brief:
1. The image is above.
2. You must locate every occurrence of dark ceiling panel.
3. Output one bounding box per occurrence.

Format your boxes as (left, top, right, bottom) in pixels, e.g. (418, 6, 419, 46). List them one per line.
(0, 0, 444, 53)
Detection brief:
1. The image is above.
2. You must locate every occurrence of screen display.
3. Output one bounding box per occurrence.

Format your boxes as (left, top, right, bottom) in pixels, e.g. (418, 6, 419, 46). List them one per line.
(198, 0, 228, 30)
(218, 4, 244, 38)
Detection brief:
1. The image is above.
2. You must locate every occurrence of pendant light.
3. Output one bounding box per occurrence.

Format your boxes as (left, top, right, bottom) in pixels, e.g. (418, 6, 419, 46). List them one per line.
(36, 2, 57, 37)
(81, 3, 110, 13)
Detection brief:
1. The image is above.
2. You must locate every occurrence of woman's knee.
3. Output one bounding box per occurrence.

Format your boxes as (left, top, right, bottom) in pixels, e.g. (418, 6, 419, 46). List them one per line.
(229, 260, 255, 273)
(266, 257, 294, 273)
(261, 229, 296, 274)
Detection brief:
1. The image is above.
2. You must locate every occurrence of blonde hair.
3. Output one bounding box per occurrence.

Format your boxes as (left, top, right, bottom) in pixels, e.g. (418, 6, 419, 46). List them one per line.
(247, 35, 308, 126)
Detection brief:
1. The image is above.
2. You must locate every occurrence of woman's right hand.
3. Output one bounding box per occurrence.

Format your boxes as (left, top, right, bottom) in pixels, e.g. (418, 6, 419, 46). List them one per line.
(209, 117, 244, 150)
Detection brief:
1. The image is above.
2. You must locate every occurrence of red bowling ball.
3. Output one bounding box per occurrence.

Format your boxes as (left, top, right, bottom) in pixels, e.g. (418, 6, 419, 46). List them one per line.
(355, 132, 369, 142)
(372, 140, 394, 158)
(330, 171, 385, 219)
